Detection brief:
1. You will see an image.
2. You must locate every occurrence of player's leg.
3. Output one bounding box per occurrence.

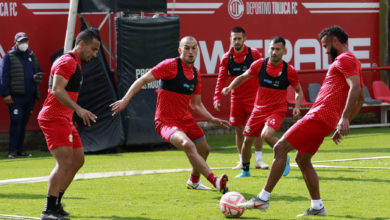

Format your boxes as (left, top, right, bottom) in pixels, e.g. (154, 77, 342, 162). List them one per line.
(186, 137, 212, 190)
(238, 137, 294, 211)
(295, 151, 327, 216)
(235, 135, 255, 177)
(42, 146, 73, 220)
(254, 137, 268, 169)
(261, 125, 278, 147)
(232, 125, 245, 169)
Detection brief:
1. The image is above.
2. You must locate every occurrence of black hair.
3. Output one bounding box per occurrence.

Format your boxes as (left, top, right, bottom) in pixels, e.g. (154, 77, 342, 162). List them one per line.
(319, 25, 348, 44)
(271, 36, 286, 46)
(231, 26, 246, 36)
(75, 28, 101, 46)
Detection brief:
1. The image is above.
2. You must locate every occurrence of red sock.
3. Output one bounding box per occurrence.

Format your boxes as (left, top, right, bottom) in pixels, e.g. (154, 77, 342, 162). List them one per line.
(207, 173, 217, 187)
(190, 174, 200, 183)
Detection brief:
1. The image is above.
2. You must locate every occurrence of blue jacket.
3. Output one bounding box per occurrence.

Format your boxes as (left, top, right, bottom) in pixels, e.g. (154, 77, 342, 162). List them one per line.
(0, 46, 42, 99)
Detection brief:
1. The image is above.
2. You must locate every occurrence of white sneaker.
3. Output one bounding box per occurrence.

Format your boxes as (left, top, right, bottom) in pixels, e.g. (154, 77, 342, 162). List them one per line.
(296, 207, 327, 217)
(232, 162, 243, 170)
(255, 160, 269, 169)
(238, 196, 269, 211)
(186, 180, 211, 190)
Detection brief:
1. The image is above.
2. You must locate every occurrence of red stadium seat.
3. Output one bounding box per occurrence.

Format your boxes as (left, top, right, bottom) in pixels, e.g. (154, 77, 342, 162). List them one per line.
(372, 81, 390, 102)
(287, 85, 313, 107)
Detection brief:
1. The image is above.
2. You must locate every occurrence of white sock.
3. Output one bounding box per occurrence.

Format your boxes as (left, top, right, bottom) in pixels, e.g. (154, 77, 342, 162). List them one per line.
(239, 154, 242, 163)
(255, 151, 262, 161)
(258, 189, 270, 201)
(311, 199, 324, 210)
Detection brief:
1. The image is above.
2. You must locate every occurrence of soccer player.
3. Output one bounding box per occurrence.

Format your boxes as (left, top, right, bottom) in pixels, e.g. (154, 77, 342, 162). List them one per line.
(238, 26, 364, 216)
(222, 36, 303, 178)
(38, 29, 100, 220)
(213, 27, 267, 170)
(110, 36, 229, 193)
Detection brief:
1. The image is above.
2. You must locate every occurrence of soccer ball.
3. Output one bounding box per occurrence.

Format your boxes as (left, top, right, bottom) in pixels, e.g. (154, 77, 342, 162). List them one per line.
(219, 191, 246, 218)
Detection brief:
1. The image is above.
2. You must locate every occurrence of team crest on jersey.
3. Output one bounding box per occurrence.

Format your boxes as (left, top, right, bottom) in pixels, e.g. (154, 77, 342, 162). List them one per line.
(68, 134, 73, 143)
(245, 126, 251, 133)
(270, 118, 276, 125)
(230, 117, 235, 123)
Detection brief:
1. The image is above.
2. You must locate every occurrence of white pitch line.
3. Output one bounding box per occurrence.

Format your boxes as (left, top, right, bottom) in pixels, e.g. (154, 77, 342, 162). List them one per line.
(311, 156, 390, 163)
(0, 167, 231, 186)
(1, 156, 389, 186)
(0, 214, 40, 219)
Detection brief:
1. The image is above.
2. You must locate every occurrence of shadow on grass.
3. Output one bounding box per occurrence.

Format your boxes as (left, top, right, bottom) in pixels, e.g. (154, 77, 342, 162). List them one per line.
(328, 214, 389, 219)
(320, 147, 390, 154)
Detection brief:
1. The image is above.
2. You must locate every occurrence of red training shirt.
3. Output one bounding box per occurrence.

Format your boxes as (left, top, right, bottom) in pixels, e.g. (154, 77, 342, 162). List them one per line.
(151, 58, 202, 122)
(248, 58, 300, 112)
(214, 45, 261, 104)
(38, 51, 81, 122)
(305, 51, 363, 128)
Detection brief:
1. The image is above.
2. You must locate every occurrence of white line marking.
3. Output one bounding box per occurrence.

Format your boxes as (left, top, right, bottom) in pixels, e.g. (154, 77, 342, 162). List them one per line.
(167, 3, 223, 9)
(1, 156, 389, 185)
(302, 2, 379, 9)
(311, 156, 390, 163)
(0, 214, 40, 219)
(309, 10, 379, 13)
(0, 167, 230, 186)
(32, 11, 68, 15)
(23, 3, 69, 9)
(167, 10, 215, 14)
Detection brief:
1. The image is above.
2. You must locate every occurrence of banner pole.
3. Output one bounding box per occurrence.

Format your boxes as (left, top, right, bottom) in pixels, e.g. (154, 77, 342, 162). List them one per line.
(64, 0, 79, 53)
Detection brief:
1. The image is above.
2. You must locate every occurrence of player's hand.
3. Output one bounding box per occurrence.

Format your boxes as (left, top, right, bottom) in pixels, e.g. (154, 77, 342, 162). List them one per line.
(292, 107, 300, 119)
(75, 108, 97, 127)
(3, 95, 13, 105)
(337, 117, 350, 136)
(210, 117, 230, 129)
(221, 87, 231, 96)
(332, 130, 343, 145)
(214, 102, 221, 111)
(110, 99, 128, 116)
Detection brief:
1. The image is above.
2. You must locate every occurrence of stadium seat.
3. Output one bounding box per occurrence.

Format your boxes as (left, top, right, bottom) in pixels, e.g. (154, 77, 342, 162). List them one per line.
(372, 81, 390, 102)
(307, 83, 321, 103)
(363, 85, 382, 104)
(287, 86, 313, 107)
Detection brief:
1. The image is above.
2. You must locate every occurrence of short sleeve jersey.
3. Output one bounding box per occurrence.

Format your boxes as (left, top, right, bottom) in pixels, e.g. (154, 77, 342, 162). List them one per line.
(306, 51, 363, 128)
(151, 58, 202, 122)
(248, 58, 299, 112)
(38, 51, 81, 122)
(214, 45, 261, 104)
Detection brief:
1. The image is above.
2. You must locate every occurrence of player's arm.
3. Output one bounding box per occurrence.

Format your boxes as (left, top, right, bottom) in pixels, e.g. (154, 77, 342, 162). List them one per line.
(190, 94, 230, 128)
(213, 58, 229, 111)
(292, 84, 303, 118)
(221, 71, 252, 96)
(110, 71, 156, 116)
(52, 74, 97, 126)
(335, 75, 362, 137)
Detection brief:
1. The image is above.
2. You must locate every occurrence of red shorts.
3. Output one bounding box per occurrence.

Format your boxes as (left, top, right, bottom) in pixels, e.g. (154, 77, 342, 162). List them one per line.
(284, 116, 334, 155)
(229, 101, 254, 126)
(155, 118, 205, 144)
(38, 119, 82, 151)
(243, 109, 286, 137)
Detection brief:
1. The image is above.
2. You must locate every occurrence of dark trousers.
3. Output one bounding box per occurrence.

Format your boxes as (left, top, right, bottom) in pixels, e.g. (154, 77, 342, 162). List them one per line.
(8, 96, 35, 153)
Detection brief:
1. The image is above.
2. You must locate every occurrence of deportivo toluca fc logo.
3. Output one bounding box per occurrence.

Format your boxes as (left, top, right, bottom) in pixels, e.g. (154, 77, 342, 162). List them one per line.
(228, 0, 244, 19)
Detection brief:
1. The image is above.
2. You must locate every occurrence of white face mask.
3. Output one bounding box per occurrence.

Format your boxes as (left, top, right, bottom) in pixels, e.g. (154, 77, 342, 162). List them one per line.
(18, 43, 29, 52)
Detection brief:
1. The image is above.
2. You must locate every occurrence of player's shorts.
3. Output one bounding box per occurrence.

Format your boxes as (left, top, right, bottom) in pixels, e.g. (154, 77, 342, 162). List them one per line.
(284, 116, 334, 155)
(229, 101, 254, 126)
(155, 118, 205, 145)
(38, 119, 82, 151)
(243, 109, 286, 137)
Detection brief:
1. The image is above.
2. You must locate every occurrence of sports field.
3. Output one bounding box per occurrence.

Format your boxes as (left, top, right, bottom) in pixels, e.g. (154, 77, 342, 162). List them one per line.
(0, 127, 389, 219)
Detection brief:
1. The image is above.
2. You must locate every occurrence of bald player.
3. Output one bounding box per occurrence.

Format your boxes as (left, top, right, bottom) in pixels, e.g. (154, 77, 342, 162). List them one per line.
(110, 36, 229, 194)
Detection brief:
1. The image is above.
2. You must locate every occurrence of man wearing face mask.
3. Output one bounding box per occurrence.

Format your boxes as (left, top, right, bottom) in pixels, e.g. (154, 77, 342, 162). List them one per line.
(0, 32, 43, 159)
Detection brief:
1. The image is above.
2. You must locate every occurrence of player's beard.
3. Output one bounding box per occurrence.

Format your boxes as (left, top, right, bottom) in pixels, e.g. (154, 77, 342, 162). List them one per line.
(234, 44, 243, 51)
(330, 45, 338, 62)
